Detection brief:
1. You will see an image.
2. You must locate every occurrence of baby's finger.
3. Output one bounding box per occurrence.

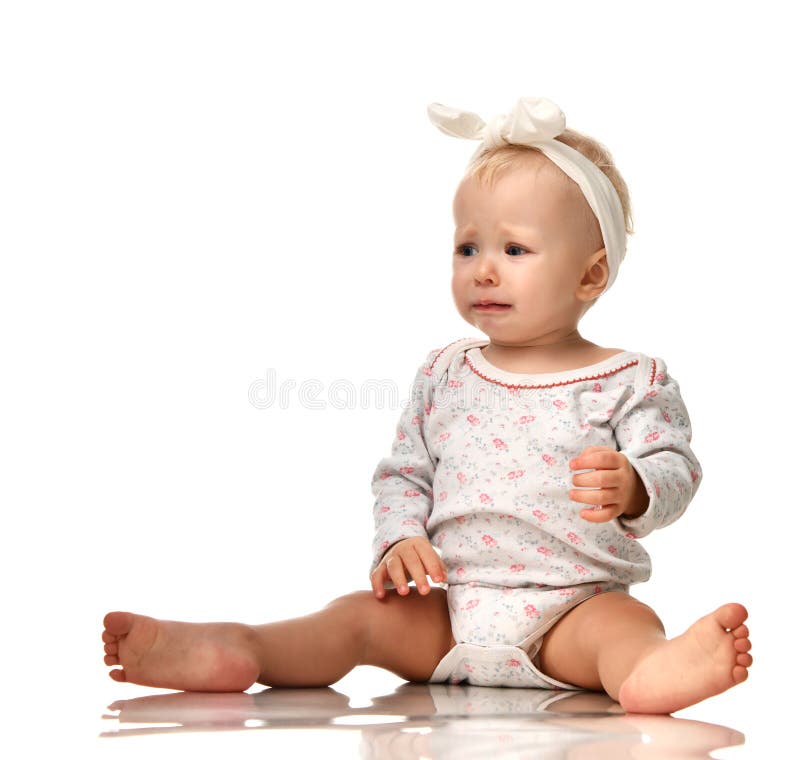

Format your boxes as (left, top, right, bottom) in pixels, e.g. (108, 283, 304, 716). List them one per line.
(370, 565, 388, 599)
(571, 469, 619, 489)
(386, 555, 411, 595)
(420, 545, 447, 584)
(570, 449, 622, 472)
(569, 487, 617, 507)
(400, 549, 431, 594)
(579, 505, 619, 523)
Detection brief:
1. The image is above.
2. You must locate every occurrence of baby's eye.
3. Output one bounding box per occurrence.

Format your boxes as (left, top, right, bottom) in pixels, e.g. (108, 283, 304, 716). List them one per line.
(455, 244, 478, 257)
(506, 245, 528, 256)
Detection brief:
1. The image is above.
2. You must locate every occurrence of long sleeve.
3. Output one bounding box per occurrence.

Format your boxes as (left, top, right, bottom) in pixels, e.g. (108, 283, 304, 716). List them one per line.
(611, 357, 702, 539)
(369, 349, 440, 577)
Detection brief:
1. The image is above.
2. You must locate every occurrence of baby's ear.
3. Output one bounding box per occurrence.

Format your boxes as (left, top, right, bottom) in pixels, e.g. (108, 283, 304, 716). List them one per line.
(577, 249, 609, 302)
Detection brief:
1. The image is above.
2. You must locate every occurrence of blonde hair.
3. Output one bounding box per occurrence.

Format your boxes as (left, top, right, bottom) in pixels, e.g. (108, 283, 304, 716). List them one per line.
(464, 128, 635, 241)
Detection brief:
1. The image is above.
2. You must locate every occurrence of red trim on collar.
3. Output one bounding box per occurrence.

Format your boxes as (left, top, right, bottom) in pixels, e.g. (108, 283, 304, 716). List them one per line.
(464, 354, 640, 390)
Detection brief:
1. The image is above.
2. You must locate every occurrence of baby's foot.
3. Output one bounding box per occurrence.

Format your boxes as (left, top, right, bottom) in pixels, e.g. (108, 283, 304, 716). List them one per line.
(618, 603, 752, 714)
(102, 612, 261, 692)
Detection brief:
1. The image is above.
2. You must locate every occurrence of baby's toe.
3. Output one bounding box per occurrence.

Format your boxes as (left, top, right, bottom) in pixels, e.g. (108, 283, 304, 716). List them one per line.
(103, 611, 134, 636)
(733, 665, 749, 683)
(105, 642, 118, 656)
(732, 623, 749, 639)
(109, 668, 127, 682)
(736, 653, 753, 668)
(716, 603, 748, 631)
(102, 631, 117, 644)
(734, 637, 751, 653)
(104, 654, 120, 666)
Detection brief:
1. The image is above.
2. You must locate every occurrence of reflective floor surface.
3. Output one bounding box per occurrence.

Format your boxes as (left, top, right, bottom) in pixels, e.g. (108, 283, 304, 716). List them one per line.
(100, 673, 749, 759)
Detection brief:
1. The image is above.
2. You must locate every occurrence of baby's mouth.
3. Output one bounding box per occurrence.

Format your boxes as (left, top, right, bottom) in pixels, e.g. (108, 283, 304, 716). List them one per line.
(473, 302, 512, 311)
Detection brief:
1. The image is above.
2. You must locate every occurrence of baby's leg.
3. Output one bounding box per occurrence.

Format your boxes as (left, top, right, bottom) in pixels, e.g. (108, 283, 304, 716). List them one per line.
(536, 592, 752, 714)
(102, 588, 455, 691)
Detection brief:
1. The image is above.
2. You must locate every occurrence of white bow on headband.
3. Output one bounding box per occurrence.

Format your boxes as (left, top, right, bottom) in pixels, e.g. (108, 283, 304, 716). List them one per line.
(427, 97, 627, 294)
(428, 97, 567, 148)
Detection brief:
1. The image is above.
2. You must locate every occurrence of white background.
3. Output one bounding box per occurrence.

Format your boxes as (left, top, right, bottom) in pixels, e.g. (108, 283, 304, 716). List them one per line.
(2, 1, 797, 756)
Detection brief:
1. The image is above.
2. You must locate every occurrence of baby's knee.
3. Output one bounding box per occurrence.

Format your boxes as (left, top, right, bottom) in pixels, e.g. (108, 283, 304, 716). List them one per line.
(322, 591, 378, 641)
(324, 589, 379, 611)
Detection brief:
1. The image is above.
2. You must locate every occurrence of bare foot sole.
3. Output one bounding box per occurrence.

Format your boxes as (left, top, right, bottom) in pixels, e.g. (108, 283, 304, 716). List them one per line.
(618, 603, 752, 714)
(102, 611, 260, 692)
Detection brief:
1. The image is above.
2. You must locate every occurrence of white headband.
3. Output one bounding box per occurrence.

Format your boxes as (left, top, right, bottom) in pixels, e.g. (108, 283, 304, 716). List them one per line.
(428, 97, 627, 294)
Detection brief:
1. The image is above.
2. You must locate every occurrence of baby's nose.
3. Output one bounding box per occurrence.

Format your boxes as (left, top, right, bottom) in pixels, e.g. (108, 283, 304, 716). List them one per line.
(474, 260, 499, 283)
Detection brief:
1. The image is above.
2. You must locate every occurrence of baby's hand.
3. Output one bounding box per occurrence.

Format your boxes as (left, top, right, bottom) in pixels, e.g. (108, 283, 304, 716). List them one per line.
(568, 446, 649, 523)
(370, 536, 447, 599)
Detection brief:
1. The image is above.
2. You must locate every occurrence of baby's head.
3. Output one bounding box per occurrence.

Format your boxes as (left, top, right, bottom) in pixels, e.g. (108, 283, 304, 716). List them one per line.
(463, 129, 634, 255)
(446, 120, 634, 343)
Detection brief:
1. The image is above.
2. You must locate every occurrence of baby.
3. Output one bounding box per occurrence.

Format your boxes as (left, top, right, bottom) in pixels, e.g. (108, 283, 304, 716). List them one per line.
(102, 97, 752, 714)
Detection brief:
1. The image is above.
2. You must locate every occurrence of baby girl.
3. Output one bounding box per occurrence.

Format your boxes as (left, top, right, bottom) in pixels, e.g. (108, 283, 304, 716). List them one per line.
(102, 97, 752, 714)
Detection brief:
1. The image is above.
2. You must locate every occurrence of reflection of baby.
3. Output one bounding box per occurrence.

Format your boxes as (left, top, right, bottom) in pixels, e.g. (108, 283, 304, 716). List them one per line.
(102, 97, 751, 714)
(106, 686, 745, 758)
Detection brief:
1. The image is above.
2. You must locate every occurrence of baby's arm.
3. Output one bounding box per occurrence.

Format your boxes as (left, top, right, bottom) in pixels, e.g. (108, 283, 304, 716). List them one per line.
(570, 357, 702, 536)
(369, 349, 440, 588)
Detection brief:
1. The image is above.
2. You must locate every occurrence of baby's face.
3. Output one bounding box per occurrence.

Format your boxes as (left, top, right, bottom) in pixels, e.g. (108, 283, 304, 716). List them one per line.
(451, 156, 604, 345)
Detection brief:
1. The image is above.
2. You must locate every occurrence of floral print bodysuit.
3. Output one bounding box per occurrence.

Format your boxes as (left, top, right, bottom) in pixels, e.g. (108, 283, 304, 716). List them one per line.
(370, 337, 702, 651)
